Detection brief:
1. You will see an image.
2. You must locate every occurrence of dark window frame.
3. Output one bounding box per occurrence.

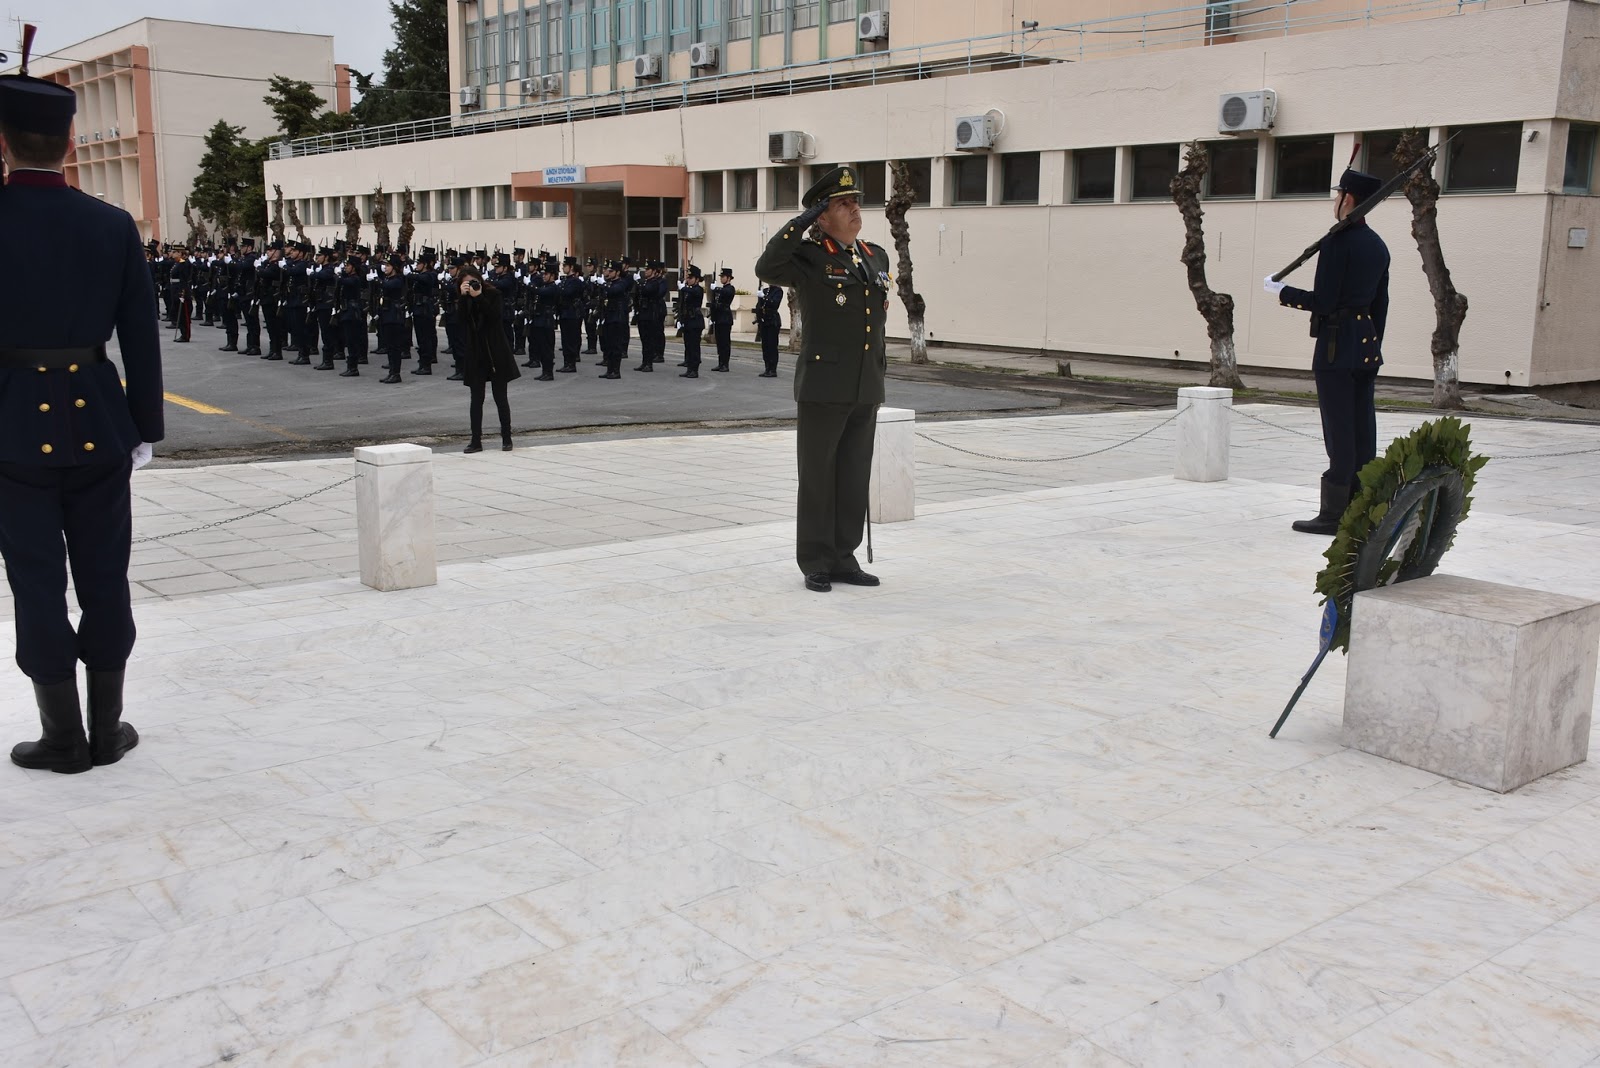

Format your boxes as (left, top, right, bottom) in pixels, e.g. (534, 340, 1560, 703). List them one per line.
(1564, 123, 1597, 195)
(1000, 151, 1041, 205)
(1273, 135, 1336, 198)
(1444, 122, 1523, 193)
(1202, 139, 1258, 199)
(1130, 143, 1180, 201)
(699, 171, 724, 213)
(1073, 147, 1116, 203)
(949, 155, 989, 206)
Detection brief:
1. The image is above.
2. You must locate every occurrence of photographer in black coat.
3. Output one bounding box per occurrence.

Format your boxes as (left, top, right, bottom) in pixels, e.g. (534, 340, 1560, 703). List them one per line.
(455, 264, 521, 453)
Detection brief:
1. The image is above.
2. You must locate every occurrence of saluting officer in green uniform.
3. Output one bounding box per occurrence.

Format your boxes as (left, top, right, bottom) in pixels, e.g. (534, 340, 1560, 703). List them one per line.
(755, 166, 892, 593)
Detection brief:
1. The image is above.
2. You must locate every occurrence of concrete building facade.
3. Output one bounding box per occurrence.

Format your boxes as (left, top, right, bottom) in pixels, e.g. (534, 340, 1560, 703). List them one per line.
(263, 0, 1600, 386)
(28, 19, 346, 243)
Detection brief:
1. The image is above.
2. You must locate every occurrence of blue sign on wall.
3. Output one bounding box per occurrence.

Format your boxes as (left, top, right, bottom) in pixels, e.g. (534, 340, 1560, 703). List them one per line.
(544, 165, 587, 185)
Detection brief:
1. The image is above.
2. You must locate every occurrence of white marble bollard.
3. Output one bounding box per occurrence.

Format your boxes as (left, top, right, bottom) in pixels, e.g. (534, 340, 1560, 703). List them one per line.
(869, 406, 916, 524)
(1344, 575, 1600, 793)
(1174, 386, 1231, 483)
(355, 444, 437, 592)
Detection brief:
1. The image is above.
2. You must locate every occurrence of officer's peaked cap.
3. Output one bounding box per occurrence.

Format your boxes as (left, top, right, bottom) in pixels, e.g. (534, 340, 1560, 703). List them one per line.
(0, 73, 75, 136)
(1335, 168, 1383, 205)
(802, 166, 862, 208)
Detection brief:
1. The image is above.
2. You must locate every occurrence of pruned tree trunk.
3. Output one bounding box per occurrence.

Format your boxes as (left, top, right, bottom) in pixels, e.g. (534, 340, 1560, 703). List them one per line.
(785, 286, 803, 355)
(343, 196, 361, 248)
(285, 198, 308, 244)
(886, 161, 929, 365)
(397, 186, 417, 252)
(182, 198, 208, 247)
(1170, 143, 1244, 389)
(372, 184, 391, 251)
(270, 185, 286, 245)
(1395, 129, 1467, 409)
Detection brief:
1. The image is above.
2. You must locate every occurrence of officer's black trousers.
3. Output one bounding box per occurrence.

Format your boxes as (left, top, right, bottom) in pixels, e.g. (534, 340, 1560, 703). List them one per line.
(222, 306, 239, 346)
(244, 303, 261, 351)
(681, 319, 702, 369)
(513, 317, 526, 355)
(713, 322, 733, 365)
(795, 402, 878, 577)
(414, 314, 437, 365)
(0, 458, 135, 683)
(1314, 367, 1380, 488)
(532, 326, 556, 373)
(760, 322, 781, 372)
(559, 319, 582, 366)
(342, 316, 368, 370)
(283, 304, 308, 356)
(263, 300, 285, 353)
(601, 323, 628, 371)
(379, 323, 408, 374)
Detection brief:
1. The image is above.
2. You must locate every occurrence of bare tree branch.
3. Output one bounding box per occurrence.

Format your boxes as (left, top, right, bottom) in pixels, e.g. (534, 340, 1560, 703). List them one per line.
(1170, 143, 1244, 389)
(1396, 128, 1467, 409)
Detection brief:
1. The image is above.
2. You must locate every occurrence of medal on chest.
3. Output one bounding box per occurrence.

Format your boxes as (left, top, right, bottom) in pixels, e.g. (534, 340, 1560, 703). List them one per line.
(835, 292, 847, 306)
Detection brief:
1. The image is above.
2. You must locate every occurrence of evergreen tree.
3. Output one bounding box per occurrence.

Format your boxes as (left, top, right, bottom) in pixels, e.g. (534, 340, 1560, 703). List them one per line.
(190, 119, 249, 235)
(263, 75, 355, 140)
(351, 0, 450, 126)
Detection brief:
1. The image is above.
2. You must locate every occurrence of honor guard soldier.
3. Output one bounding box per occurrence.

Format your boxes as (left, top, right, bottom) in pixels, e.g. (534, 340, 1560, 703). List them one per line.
(677, 265, 706, 378)
(754, 280, 784, 377)
(755, 165, 890, 593)
(336, 247, 370, 376)
(190, 247, 211, 329)
(440, 251, 464, 379)
(166, 246, 193, 342)
(0, 63, 162, 772)
(257, 240, 286, 359)
(219, 241, 242, 352)
(283, 242, 314, 363)
(375, 254, 410, 383)
(410, 246, 440, 375)
(526, 259, 560, 380)
(709, 267, 736, 372)
(309, 246, 340, 370)
(634, 259, 669, 371)
(1265, 168, 1391, 536)
(491, 252, 518, 350)
(239, 238, 262, 354)
(556, 256, 586, 372)
(510, 247, 529, 356)
(582, 257, 602, 355)
(598, 259, 631, 379)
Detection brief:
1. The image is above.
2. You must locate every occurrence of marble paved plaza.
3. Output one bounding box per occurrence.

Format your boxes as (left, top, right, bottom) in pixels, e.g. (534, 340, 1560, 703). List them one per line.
(2, 406, 1600, 1066)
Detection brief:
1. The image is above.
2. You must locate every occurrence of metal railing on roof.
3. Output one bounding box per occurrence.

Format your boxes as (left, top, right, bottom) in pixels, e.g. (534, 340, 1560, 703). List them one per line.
(269, 0, 1491, 161)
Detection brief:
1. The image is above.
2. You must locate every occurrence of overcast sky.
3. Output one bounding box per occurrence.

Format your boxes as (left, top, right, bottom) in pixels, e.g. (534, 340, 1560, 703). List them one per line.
(3, 1, 395, 88)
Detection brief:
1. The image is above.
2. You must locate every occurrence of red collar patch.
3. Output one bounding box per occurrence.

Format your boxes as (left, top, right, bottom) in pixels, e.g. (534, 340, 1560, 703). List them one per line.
(822, 238, 838, 255)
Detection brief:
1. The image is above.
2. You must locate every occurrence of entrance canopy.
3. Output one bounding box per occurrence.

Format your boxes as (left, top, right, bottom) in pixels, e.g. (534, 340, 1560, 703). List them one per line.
(511, 164, 687, 203)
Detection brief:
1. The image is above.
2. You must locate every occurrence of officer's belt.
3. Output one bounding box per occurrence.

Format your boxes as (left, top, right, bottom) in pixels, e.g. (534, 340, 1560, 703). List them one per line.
(0, 344, 109, 370)
(1331, 306, 1371, 320)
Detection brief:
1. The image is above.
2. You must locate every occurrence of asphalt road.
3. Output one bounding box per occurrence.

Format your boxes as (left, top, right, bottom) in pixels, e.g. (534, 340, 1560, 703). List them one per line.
(132, 323, 1064, 459)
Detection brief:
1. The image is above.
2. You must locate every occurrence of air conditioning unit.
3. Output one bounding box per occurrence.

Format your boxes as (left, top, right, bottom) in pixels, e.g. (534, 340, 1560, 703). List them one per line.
(677, 216, 706, 240)
(858, 10, 889, 41)
(689, 42, 718, 69)
(633, 53, 662, 80)
(458, 85, 481, 109)
(77, 133, 88, 145)
(92, 131, 103, 141)
(953, 114, 994, 151)
(542, 74, 563, 95)
(768, 130, 806, 163)
(520, 77, 539, 96)
(108, 126, 119, 138)
(1218, 89, 1276, 134)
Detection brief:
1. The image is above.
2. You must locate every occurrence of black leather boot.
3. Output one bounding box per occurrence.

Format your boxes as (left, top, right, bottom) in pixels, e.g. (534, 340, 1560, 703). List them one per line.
(463, 439, 483, 454)
(1292, 477, 1352, 536)
(87, 669, 138, 767)
(11, 679, 91, 774)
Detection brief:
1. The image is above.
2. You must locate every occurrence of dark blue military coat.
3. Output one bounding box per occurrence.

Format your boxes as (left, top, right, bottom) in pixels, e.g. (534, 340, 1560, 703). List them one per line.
(0, 173, 162, 464)
(1278, 220, 1391, 372)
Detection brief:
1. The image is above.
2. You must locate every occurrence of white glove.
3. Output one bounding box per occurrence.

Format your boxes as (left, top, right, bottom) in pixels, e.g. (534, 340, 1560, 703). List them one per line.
(1263, 276, 1286, 296)
(131, 442, 153, 471)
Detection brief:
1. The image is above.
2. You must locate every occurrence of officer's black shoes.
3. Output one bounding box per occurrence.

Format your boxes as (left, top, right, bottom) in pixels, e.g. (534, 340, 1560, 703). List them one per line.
(677, 361, 689, 367)
(380, 373, 402, 384)
(339, 368, 359, 377)
(600, 370, 621, 379)
(219, 343, 238, 352)
(584, 347, 597, 354)
(358, 356, 369, 364)
(314, 361, 335, 370)
(502, 438, 514, 452)
(463, 441, 483, 454)
(830, 569, 880, 587)
(447, 371, 465, 381)
(290, 356, 310, 366)
(714, 363, 729, 372)
(243, 347, 262, 356)
(635, 364, 653, 372)
(1292, 477, 1352, 536)
(87, 670, 138, 767)
(522, 360, 538, 369)
(173, 337, 190, 344)
(680, 368, 699, 378)
(412, 365, 432, 375)
(760, 371, 778, 378)
(804, 573, 833, 593)
(11, 679, 91, 774)
(263, 352, 282, 361)
(536, 372, 555, 381)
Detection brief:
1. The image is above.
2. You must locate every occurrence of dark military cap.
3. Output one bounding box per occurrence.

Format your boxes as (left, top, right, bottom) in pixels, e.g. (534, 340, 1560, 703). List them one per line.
(333, 239, 346, 252)
(541, 260, 559, 274)
(268, 239, 285, 251)
(298, 241, 316, 254)
(387, 253, 406, 270)
(241, 237, 256, 249)
(494, 252, 511, 267)
(585, 256, 597, 267)
(0, 72, 76, 136)
(801, 165, 862, 208)
(686, 264, 702, 279)
(355, 244, 371, 256)
(474, 248, 488, 260)
(418, 245, 436, 261)
(645, 259, 664, 270)
(513, 247, 526, 255)
(719, 267, 733, 279)
(144, 239, 159, 254)
(1335, 168, 1383, 205)
(562, 256, 578, 268)
(396, 243, 409, 255)
(316, 245, 333, 257)
(453, 253, 472, 268)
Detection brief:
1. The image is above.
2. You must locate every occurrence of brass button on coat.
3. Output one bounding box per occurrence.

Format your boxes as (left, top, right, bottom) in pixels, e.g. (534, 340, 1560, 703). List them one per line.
(74, 399, 86, 408)
(38, 403, 49, 413)
(83, 442, 95, 452)
(40, 444, 52, 454)
(68, 364, 79, 372)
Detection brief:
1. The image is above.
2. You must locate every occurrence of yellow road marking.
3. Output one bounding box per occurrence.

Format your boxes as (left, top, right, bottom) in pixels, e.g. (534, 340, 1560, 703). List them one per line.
(163, 391, 229, 415)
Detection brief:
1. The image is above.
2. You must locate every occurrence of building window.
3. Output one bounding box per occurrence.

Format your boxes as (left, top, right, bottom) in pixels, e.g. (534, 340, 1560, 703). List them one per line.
(485, 17, 501, 83)
(457, 188, 474, 220)
(892, 158, 931, 206)
(1445, 122, 1521, 193)
(592, 4, 609, 47)
(505, 13, 523, 79)
(950, 156, 988, 206)
(1362, 129, 1405, 184)
(480, 186, 497, 220)
(1206, 0, 1233, 37)
(760, 0, 785, 35)
(417, 190, 431, 223)
(1567, 124, 1598, 194)
(1130, 144, 1179, 200)
(827, 0, 853, 22)
(733, 169, 758, 211)
(438, 189, 453, 221)
(697, 0, 719, 31)
(1274, 135, 1335, 197)
(699, 172, 724, 212)
(552, 201, 569, 217)
(770, 168, 799, 211)
(363, 194, 376, 222)
(312, 199, 325, 225)
(524, 200, 544, 218)
(859, 162, 886, 207)
(465, 19, 482, 84)
(1073, 147, 1115, 202)
(1000, 152, 1040, 205)
(792, 0, 818, 30)
(1203, 140, 1257, 198)
(499, 186, 515, 218)
(730, 0, 753, 40)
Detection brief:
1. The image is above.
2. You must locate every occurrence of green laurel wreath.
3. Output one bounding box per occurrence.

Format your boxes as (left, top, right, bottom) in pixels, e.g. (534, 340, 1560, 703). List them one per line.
(1315, 415, 1489, 652)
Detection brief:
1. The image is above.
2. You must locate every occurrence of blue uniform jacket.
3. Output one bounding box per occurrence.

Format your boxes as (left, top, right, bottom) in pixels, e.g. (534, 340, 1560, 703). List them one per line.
(1277, 220, 1391, 372)
(556, 274, 586, 320)
(0, 175, 163, 465)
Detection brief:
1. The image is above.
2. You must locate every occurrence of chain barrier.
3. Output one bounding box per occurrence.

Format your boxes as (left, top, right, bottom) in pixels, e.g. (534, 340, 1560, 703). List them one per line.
(133, 474, 358, 544)
(1230, 404, 1600, 460)
(915, 410, 1183, 463)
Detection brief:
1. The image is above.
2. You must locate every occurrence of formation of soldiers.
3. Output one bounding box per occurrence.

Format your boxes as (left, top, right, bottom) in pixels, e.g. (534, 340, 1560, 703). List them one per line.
(144, 240, 789, 383)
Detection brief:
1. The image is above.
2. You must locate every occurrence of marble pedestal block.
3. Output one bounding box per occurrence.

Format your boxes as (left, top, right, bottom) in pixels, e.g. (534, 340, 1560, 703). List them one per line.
(355, 444, 437, 592)
(1174, 386, 1231, 483)
(869, 406, 915, 523)
(1344, 574, 1600, 792)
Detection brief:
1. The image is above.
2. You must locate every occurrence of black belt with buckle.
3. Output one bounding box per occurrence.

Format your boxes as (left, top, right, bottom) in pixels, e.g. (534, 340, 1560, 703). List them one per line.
(0, 344, 109, 369)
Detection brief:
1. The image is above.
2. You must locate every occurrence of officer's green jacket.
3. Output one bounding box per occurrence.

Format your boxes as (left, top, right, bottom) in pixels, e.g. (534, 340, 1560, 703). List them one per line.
(755, 223, 892, 405)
